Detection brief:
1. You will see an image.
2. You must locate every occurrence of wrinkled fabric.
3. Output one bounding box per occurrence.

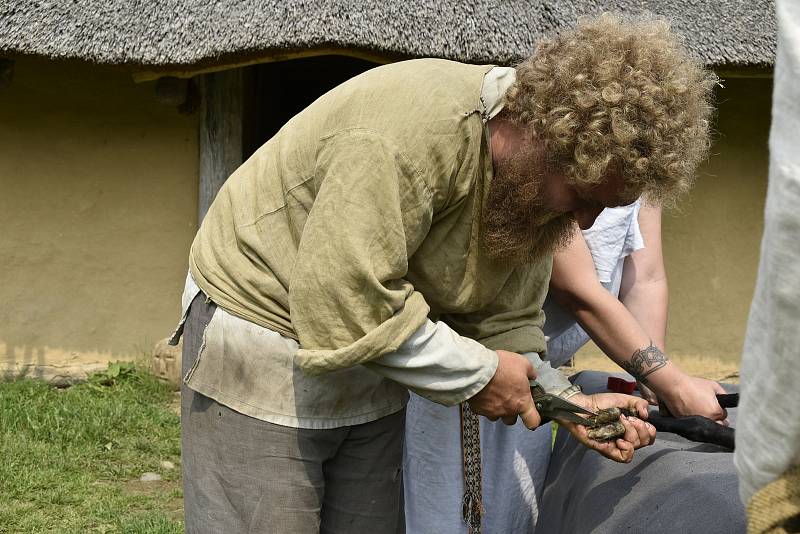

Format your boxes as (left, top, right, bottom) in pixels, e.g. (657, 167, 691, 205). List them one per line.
(404, 392, 554, 534)
(178, 272, 498, 427)
(181, 292, 406, 534)
(403, 66, 570, 534)
(189, 59, 551, 378)
(735, 0, 800, 507)
(182, 285, 405, 428)
(537, 371, 745, 534)
(543, 200, 644, 367)
(479, 65, 516, 121)
(363, 320, 499, 406)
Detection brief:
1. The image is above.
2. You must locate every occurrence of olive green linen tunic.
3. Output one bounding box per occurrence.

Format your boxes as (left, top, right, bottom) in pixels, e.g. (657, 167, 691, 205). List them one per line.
(189, 59, 551, 379)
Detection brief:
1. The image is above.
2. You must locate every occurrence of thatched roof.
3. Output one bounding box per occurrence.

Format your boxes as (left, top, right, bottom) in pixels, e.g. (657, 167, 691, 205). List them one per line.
(0, 1, 776, 72)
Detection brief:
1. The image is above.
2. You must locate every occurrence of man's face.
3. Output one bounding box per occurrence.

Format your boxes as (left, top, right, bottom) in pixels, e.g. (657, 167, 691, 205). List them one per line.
(483, 136, 636, 263)
(539, 167, 634, 230)
(483, 142, 576, 263)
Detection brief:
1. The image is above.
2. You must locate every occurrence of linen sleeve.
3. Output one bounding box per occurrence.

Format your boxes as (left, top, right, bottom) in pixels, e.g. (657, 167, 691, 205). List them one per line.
(363, 319, 569, 406)
(735, 0, 800, 504)
(364, 319, 499, 406)
(291, 129, 435, 375)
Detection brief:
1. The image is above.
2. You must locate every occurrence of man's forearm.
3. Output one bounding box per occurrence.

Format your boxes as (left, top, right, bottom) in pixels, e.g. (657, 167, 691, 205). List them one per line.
(619, 277, 669, 352)
(363, 319, 499, 406)
(558, 285, 678, 387)
(364, 320, 573, 406)
(617, 275, 676, 393)
(620, 343, 669, 385)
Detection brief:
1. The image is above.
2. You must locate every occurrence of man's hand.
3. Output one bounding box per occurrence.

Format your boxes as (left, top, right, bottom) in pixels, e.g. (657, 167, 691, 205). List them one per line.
(560, 392, 655, 463)
(657, 374, 728, 422)
(467, 350, 541, 429)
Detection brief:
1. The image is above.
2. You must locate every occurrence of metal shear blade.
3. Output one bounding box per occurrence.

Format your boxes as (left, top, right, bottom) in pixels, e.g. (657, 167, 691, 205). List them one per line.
(530, 380, 597, 425)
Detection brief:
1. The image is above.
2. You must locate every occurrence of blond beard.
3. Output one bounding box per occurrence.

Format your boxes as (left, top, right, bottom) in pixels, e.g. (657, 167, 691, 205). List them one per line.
(483, 148, 577, 263)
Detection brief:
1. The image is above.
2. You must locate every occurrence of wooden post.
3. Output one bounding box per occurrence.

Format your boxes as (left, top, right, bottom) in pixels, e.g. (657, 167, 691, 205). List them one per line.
(198, 69, 243, 223)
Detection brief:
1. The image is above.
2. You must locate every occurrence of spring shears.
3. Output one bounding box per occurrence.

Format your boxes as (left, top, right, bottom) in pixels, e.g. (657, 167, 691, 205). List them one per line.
(530, 380, 597, 424)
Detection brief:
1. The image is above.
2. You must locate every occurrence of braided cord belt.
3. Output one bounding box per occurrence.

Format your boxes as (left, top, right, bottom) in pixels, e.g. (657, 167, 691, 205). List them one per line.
(460, 401, 484, 534)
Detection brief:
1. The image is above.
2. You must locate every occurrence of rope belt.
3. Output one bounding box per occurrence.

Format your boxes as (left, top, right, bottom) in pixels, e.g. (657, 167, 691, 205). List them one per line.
(460, 401, 484, 534)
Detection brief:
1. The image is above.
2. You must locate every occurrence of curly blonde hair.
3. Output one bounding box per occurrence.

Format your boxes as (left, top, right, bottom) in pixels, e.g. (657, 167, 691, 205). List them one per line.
(505, 13, 718, 205)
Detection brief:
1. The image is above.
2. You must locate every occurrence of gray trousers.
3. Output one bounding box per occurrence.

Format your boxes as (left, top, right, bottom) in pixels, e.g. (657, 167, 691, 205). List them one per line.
(181, 293, 406, 534)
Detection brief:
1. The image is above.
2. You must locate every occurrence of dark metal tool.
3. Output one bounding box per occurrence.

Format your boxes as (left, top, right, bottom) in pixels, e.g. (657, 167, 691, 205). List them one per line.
(715, 393, 739, 409)
(659, 393, 739, 417)
(654, 392, 739, 450)
(530, 380, 597, 425)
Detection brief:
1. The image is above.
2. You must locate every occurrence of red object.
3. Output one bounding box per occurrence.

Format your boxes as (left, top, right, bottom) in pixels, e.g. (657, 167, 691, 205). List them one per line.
(607, 376, 636, 394)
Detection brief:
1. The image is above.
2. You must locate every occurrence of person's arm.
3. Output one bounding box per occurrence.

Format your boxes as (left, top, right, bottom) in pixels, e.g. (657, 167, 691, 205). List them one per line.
(618, 204, 667, 402)
(549, 214, 726, 420)
(619, 204, 728, 418)
(363, 319, 500, 406)
(618, 204, 668, 350)
(366, 320, 573, 405)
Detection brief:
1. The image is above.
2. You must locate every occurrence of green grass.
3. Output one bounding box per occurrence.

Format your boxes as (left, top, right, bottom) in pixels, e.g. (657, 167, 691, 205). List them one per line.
(0, 364, 183, 533)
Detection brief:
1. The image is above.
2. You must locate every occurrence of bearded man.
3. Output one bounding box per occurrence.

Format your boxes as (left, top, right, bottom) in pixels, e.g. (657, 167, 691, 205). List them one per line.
(404, 14, 719, 534)
(169, 13, 716, 534)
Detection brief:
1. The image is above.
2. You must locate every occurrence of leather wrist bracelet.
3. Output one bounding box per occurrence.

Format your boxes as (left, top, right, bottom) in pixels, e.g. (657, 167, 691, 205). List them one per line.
(558, 384, 582, 400)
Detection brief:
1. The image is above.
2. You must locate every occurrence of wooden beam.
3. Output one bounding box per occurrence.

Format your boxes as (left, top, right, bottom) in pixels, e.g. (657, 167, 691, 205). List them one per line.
(198, 69, 243, 223)
(132, 47, 395, 82)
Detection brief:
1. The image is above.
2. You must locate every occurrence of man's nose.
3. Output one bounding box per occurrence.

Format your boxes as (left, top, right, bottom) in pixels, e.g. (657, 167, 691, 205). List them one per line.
(573, 206, 604, 230)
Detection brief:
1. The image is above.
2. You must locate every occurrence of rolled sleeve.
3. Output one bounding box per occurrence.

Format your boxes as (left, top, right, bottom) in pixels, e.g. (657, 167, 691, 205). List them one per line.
(364, 320, 499, 406)
(292, 129, 434, 374)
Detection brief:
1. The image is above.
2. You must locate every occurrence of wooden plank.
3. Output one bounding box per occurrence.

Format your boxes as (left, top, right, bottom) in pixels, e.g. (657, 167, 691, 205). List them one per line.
(198, 69, 243, 222)
(132, 47, 394, 82)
